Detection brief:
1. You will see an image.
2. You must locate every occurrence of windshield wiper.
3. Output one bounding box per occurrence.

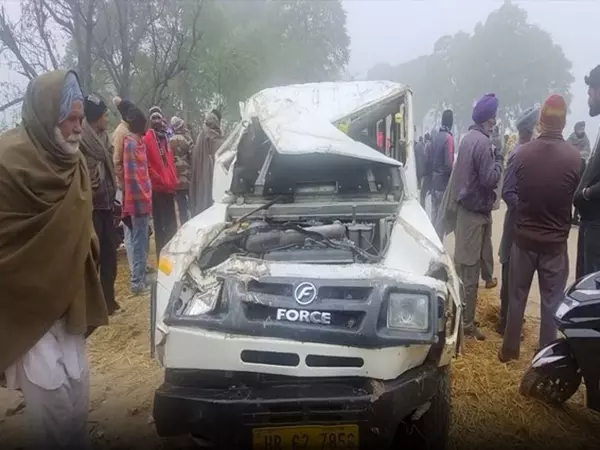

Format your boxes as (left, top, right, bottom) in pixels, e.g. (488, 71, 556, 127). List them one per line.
(231, 195, 285, 226)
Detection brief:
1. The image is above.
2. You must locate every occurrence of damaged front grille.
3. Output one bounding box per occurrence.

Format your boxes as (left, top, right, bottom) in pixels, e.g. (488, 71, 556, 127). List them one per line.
(247, 281, 293, 297)
(247, 281, 371, 302)
(244, 303, 365, 330)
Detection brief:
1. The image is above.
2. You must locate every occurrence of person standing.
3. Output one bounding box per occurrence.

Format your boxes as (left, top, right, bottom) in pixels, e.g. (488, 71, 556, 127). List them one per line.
(112, 97, 135, 191)
(122, 106, 153, 295)
(190, 109, 225, 217)
(575, 65, 600, 279)
(499, 94, 580, 362)
(415, 135, 426, 200)
(0, 70, 108, 449)
(429, 110, 455, 237)
(496, 106, 539, 335)
(451, 93, 503, 341)
(144, 106, 178, 257)
(420, 133, 432, 209)
(81, 94, 120, 315)
(479, 125, 505, 290)
(169, 116, 194, 225)
(568, 121, 591, 225)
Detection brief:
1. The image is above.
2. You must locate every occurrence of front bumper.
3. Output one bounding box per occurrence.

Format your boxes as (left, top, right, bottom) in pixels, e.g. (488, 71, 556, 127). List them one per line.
(153, 363, 442, 448)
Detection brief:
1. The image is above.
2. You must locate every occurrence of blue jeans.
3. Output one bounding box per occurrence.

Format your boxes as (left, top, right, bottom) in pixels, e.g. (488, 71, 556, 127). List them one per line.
(123, 214, 150, 291)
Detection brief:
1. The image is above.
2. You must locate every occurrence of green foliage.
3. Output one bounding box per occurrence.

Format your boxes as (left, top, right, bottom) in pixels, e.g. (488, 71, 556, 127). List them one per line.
(179, 0, 350, 121)
(367, 1, 574, 132)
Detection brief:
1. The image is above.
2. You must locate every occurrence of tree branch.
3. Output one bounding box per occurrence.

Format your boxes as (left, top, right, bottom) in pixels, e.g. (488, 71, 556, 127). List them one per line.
(0, 96, 24, 113)
(0, 7, 39, 79)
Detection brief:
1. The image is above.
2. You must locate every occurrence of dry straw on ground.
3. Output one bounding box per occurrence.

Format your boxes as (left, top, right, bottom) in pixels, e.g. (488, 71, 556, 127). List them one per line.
(85, 254, 600, 449)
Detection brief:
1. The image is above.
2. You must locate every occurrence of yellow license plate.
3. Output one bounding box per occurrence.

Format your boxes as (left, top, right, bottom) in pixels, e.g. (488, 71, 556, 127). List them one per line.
(252, 424, 359, 450)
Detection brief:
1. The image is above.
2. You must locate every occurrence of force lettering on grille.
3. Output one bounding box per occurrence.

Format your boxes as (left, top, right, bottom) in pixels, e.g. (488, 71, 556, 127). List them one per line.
(276, 308, 332, 325)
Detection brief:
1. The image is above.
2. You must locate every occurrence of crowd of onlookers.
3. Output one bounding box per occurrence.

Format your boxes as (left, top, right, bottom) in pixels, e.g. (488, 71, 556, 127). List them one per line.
(85, 96, 226, 312)
(412, 64, 600, 364)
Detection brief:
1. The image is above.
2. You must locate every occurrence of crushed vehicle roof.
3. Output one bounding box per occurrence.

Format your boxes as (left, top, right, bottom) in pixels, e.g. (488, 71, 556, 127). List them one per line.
(240, 81, 409, 167)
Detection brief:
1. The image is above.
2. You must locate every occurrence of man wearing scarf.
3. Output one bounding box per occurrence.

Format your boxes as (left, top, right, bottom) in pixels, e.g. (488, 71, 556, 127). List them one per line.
(0, 70, 108, 449)
(496, 106, 539, 335)
(170, 116, 194, 224)
(446, 93, 504, 341)
(499, 95, 580, 362)
(568, 121, 591, 225)
(190, 109, 225, 217)
(429, 109, 455, 237)
(144, 106, 178, 258)
(81, 94, 120, 315)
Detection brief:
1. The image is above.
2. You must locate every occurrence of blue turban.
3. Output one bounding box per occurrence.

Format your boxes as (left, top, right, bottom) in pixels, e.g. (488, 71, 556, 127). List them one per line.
(472, 93, 499, 125)
(59, 72, 84, 123)
(515, 106, 540, 133)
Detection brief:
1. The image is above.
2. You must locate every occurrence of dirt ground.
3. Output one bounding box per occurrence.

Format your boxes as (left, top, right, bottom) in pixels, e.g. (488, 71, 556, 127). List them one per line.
(1, 250, 600, 450)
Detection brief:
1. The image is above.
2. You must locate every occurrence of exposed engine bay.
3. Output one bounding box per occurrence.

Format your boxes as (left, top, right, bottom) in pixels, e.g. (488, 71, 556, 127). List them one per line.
(196, 217, 394, 271)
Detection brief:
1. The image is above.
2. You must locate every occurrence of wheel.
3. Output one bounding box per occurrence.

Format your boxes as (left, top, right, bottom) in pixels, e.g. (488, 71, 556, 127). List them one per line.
(392, 366, 451, 450)
(520, 365, 581, 405)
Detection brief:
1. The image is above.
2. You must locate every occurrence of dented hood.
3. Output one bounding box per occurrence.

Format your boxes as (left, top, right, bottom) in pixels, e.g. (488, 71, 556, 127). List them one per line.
(240, 81, 407, 167)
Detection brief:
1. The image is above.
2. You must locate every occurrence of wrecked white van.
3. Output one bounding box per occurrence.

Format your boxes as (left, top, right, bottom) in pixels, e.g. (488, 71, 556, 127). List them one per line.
(151, 81, 462, 450)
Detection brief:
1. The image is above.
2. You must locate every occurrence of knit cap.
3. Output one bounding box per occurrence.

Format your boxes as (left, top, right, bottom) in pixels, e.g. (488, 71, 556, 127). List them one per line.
(539, 94, 567, 134)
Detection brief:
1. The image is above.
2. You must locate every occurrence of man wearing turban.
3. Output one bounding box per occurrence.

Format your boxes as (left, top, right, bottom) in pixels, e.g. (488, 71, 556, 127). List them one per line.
(0, 70, 109, 448)
(500, 94, 580, 362)
(496, 106, 539, 335)
(441, 93, 504, 341)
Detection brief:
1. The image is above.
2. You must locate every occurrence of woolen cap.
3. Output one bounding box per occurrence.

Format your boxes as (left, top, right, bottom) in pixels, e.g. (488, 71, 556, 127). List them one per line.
(539, 94, 567, 133)
(585, 65, 600, 88)
(84, 94, 107, 123)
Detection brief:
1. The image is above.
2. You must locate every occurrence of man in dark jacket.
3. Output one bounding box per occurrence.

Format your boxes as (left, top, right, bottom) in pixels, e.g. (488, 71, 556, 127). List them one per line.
(575, 65, 600, 279)
(81, 94, 120, 315)
(430, 110, 455, 237)
(499, 94, 580, 362)
(452, 94, 503, 340)
(496, 106, 539, 335)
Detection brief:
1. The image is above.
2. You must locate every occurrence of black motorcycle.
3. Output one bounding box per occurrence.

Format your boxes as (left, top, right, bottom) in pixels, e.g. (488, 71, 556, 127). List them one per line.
(520, 272, 600, 412)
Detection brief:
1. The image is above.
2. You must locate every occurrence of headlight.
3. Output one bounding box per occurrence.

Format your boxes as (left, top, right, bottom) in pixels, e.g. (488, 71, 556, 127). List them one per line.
(387, 293, 430, 331)
(179, 281, 222, 316)
(555, 297, 579, 320)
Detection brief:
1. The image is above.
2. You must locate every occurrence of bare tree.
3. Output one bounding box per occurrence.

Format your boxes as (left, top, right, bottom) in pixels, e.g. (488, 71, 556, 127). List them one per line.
(0, 0, 205, 115)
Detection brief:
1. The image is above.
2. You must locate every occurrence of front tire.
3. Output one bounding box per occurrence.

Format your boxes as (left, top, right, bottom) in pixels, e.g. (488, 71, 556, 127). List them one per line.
(393, 366, 450, 450)
(520, 365, 581, 405)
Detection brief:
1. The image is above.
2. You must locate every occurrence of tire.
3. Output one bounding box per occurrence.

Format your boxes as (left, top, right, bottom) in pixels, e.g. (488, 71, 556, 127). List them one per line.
(392, 366, 451, 450)
(520, 365, 581, 405)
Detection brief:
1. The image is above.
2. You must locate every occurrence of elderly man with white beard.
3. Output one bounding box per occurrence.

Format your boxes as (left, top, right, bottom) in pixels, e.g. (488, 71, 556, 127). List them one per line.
(0, 70, 108, 449)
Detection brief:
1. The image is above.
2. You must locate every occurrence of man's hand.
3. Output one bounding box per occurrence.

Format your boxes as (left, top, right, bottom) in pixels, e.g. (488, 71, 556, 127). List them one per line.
(494, 145, 504, 164)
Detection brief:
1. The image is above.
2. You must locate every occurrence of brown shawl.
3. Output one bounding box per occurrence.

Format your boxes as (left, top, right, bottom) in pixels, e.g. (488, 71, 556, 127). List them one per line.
(189, 113, 225, 217)
(81, 119, 116, 190)
(0, 70, 108, 373)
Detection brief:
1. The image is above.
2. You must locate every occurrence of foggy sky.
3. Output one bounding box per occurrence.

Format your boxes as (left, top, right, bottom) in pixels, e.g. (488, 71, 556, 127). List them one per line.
(1, 0, 598, 139)
(344, 0, 600, 139)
